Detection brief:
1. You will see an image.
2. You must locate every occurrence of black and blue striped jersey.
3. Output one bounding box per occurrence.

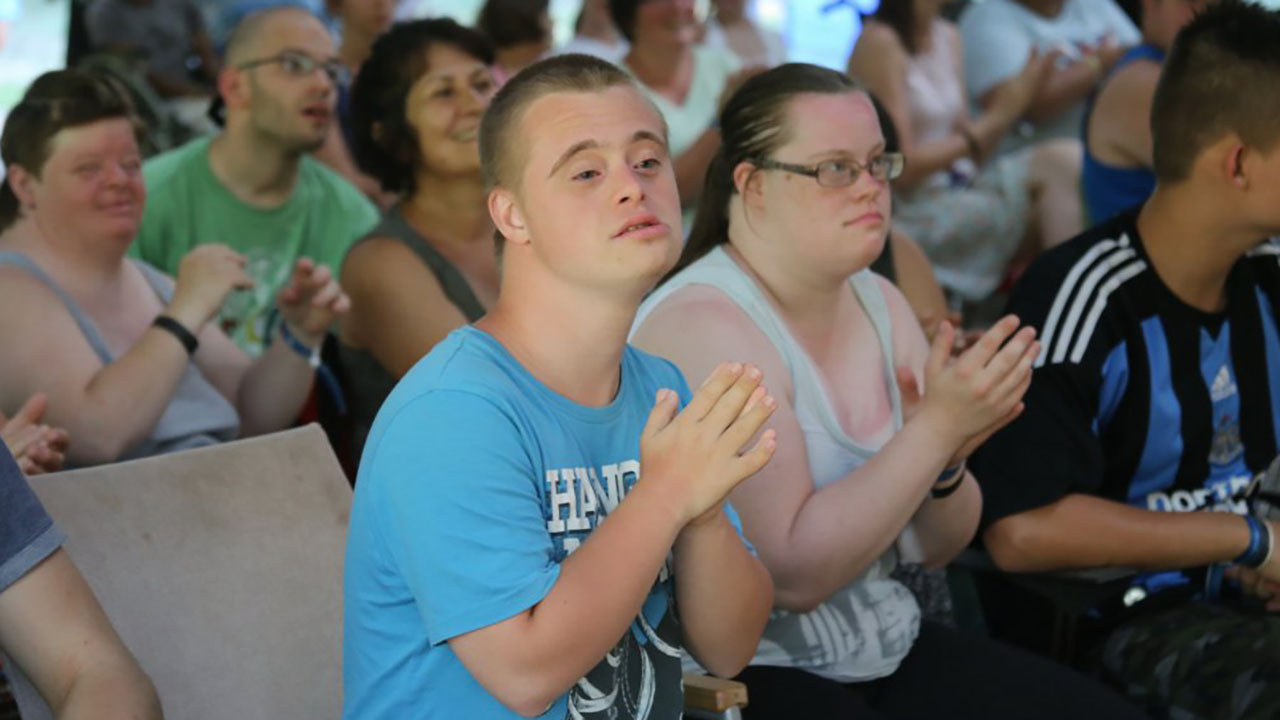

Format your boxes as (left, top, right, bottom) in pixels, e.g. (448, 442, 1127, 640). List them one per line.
(972, 211, 1280, 591)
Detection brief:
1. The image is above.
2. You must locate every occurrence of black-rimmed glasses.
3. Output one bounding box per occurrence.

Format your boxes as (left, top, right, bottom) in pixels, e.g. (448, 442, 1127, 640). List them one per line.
(753, 152, 905, 187)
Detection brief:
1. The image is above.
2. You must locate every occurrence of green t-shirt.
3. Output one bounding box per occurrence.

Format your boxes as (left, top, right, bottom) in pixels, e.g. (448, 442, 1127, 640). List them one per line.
(131, 136, 379, 355)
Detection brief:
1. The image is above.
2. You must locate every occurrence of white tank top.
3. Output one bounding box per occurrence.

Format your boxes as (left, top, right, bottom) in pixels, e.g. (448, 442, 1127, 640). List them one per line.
(634, 247, 921, 682)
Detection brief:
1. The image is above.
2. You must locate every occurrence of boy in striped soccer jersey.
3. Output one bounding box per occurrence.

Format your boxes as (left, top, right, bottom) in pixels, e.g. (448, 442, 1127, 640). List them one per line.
(971, 2, 1280, 718)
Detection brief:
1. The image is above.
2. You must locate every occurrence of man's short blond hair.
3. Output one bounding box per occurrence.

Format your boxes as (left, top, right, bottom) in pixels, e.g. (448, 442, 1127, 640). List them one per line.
(479, 53, 641, 193)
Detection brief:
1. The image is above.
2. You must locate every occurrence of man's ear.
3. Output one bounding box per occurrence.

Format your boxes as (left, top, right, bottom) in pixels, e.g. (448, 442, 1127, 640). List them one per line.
(489, 188, 530, 247)
(218, 67, 248, 111)
(6, 165, 38, 210)
(1223, 140, 1249, 191)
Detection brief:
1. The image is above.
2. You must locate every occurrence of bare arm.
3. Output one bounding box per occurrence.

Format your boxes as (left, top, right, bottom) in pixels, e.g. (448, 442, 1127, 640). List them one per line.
(848, 24, 970, 190)
(634, 290, 1035, 611)
(0, 550, 162, 720)
(672, 66, 764, 207)
(339, 238, 471, 379)
(985, 40, 1125, 128)
(0, 270, 201, 466)
(448, 365, 776, 715)
(672, 508, 773, 677)
(848, 23, 1031, 190)
(984, 493, 1268, 574)
(192, 327, 317, 437)
(1087, 60, 1160, 168)
(887, 229, 948, 340)
(450, 482, 688, 716)
(880, 278, 982, 568)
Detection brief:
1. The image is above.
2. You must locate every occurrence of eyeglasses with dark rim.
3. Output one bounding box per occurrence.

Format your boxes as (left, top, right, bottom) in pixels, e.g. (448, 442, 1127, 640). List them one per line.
(236, 50, 348, 85)
(752, 152, 906, 188)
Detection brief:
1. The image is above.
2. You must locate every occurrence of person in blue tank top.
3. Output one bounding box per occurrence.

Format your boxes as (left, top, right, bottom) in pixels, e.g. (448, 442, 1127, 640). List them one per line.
(342, 54, 777, 720)
(1082, 0, 1210, 223)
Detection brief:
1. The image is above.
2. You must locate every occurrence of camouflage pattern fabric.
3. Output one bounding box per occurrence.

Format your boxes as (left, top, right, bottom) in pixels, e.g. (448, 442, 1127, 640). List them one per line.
(891, 563, 955, 627)
(1102, 601, 1280, 719)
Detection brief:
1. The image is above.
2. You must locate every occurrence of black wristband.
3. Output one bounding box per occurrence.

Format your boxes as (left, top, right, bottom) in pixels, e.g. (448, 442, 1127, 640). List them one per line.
(931, 464, 966, 500)
(153, 315, 199, 355)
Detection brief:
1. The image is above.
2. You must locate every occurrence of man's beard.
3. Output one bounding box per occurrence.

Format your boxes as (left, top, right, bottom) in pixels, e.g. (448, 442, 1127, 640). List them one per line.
(253, 110, 328, 155)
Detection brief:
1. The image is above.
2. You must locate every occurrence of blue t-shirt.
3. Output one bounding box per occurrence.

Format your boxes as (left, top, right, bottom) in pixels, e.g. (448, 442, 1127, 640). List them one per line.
(343, 325, 747, 720)
(0, 445, 65, 594)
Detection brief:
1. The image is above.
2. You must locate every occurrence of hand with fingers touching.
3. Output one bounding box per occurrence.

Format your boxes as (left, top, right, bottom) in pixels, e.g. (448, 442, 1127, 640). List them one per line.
(990, 48, 1060, 125)
(1, 394, 70, 475)
(641, 362, 779, 528)
(1225, 564, 1280, 612)
(906, 315, 1040, 465)
(166, 244, 254, 333)
(1091, 34, 1129, 76)
(275, 257, 351, 347)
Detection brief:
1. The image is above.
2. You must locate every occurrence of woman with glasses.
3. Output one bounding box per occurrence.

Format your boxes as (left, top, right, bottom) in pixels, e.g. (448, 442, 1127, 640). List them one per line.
(631, 63, 1146, 719)
(336, 19, 499, 463)
(848, 0, 1085, 304)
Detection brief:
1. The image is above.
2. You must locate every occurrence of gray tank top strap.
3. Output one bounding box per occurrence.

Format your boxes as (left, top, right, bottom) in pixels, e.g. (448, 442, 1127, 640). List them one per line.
(355, 205, 485, 321)
(0, 251, 114, 364)
(850, 269, 906, 430)
(133, 259, 177, 304)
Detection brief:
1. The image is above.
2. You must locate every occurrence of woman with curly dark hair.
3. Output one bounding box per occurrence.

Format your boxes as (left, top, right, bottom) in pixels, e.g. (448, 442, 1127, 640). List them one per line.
(337, 18, 500, 462)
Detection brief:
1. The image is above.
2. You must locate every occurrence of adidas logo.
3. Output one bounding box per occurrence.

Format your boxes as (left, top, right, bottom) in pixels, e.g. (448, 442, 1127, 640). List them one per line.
(1210, 365, 1238, 403)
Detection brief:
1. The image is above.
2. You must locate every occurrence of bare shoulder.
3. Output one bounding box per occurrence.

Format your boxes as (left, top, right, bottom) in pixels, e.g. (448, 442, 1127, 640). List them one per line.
(849, 21, 907, 74)
(0, 264, 106, 406)
(342, 235, 425, 275)
(1096, 58, 1161, 110)
(635, 284, 792, 394)
(869, 273, 931, 362)
(856, 21, 906, 54)
(341, 236, 443, 293)
(870, 273, 917, 324)
(0, 264, 72, 326)
(639, 285, 762, 343)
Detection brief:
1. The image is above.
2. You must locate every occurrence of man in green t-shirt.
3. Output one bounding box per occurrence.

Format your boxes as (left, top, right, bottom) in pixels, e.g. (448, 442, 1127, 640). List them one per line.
(132, 5, 378, 355)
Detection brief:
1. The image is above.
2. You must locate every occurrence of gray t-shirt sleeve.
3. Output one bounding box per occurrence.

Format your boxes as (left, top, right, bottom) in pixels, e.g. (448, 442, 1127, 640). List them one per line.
(0, 445, 65, 593)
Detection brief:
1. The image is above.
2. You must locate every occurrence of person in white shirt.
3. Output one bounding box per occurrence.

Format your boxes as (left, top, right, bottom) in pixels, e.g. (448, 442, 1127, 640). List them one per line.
(960, 0, 1139, 152)
(703, 0, 786, 69)
(552, 0, 629, 64)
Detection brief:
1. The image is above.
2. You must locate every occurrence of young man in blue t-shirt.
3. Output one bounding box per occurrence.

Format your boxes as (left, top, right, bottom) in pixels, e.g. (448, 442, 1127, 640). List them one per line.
(342, 54, 776, 720)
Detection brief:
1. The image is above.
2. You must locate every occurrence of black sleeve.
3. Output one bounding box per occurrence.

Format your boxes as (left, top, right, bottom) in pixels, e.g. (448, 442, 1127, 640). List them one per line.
(970, 254, 1110, 529)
